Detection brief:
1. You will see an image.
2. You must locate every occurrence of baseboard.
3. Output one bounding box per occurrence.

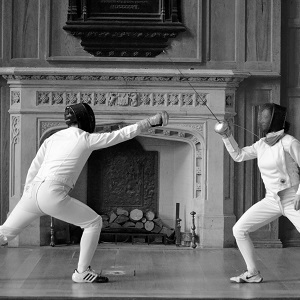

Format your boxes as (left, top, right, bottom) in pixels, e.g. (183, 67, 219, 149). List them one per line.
(253, 239, 283, 248)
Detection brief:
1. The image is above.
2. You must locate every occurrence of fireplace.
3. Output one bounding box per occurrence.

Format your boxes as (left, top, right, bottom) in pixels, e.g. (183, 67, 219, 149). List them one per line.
(1, 67, 249, 248)
(87, 138, 159, 216)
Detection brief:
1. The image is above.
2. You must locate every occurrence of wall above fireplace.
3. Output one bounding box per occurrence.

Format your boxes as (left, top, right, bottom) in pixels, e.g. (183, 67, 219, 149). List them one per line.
(0, 67, 249, 248)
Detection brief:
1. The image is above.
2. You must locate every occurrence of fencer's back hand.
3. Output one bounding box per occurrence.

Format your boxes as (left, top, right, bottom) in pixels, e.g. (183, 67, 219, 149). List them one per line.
(148, 111, 169, 127)
(214, 121, 231, 138)
(293, 194, 300, 211)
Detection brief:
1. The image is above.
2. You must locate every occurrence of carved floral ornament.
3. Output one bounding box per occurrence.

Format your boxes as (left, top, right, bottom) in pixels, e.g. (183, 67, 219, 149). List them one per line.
(36, 91, 208, 108)
(2, 74, 243, 83)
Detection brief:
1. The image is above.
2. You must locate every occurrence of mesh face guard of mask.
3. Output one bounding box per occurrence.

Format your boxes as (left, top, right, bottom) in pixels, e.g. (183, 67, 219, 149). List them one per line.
(258, 103, 287, 134)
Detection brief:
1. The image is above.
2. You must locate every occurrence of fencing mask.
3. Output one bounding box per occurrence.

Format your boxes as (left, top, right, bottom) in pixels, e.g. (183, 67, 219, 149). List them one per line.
(64, 103, 95, 133)
(258, 103, 288, 135)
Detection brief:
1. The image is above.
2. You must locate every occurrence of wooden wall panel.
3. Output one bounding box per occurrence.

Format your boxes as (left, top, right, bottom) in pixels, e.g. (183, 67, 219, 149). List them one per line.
(288, 28, 300, 88)
(167, 0, 202, 60)
(244, 0, 280, 71)
(0, 0, 281, 71)
(280, 0, 300, 247)
(208, 0, 236, 62)
(246, 0, 271, 62)
(0, 80, 10, 224)
(0, 0, 3, 60)
(11, 0, 39, 59)
(49, 0, 86, 57)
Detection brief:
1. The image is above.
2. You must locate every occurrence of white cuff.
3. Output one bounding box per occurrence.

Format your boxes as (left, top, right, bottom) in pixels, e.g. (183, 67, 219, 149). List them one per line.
(222, 134, 239, 153)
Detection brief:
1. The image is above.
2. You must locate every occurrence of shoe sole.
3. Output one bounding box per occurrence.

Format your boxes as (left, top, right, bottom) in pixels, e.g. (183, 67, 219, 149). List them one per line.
(230, 278, 263, 283)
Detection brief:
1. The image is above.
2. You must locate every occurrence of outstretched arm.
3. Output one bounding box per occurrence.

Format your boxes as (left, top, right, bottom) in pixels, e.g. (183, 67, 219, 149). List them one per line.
(89, 111, 169, 150)
(214, 121, 258, 162)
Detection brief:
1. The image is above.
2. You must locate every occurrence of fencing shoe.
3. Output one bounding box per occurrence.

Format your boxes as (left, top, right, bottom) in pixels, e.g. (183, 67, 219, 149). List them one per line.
(72, 266, 109, 283)
(230, 270, 263, 283)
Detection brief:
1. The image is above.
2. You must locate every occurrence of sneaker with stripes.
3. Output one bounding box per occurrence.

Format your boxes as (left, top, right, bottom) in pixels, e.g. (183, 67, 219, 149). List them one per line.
(72, 266, 109, 283)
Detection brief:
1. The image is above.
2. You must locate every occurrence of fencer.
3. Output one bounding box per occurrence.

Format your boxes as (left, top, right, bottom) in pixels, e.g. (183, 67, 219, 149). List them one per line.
(0, 103, 169, 283)
(215, 103, 300, 283)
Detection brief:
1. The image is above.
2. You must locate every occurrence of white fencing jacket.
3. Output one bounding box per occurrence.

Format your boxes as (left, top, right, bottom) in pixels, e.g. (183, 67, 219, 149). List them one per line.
(222, 132, 300, 196)
(24, 124, 142, 189)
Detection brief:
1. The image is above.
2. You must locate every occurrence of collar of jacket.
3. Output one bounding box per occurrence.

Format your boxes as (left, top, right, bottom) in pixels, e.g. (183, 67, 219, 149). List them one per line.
(264, 129, 285, 146)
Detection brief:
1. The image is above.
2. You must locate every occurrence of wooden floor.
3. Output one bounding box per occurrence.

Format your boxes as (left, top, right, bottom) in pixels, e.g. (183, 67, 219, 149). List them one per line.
(1, 243, 300, 300)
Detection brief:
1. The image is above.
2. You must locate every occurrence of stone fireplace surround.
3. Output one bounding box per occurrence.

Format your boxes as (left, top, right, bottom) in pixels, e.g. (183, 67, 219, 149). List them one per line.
(0, 67, 249, 248)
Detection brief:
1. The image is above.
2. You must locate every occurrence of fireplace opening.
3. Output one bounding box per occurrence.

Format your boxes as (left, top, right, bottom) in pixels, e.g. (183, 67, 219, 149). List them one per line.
(45, 133, 194, 246)
(88, 138, 159, 216)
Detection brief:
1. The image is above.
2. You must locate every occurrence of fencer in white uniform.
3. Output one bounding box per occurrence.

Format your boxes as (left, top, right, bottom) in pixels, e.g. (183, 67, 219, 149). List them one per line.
(0, 103, 169, 283)
(215, 103, 300, 283)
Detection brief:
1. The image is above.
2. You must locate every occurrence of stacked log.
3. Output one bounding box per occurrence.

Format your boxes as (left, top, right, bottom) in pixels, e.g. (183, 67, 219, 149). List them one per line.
(101, 208, 175, 239)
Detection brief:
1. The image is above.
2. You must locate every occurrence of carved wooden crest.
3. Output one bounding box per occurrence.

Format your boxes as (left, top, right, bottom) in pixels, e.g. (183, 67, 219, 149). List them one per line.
(63, 0, 186, 57)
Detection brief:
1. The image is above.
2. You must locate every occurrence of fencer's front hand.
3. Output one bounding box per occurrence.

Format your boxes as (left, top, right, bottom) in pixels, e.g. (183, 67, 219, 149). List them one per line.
(214, 121, 231, 138)
(294, 194, 300, 211)
(137, 111, 169, 131)
(148, 111, 169, 127)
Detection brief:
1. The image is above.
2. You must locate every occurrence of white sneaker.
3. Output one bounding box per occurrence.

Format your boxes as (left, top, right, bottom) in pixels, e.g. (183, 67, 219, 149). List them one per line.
(230, 270, 263, 283)
(0, 233, 8, 246)
(72, 266, 109, 283)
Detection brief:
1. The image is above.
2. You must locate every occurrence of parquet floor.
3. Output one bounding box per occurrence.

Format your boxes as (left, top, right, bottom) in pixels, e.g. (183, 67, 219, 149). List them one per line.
(1, 243, 300, 299)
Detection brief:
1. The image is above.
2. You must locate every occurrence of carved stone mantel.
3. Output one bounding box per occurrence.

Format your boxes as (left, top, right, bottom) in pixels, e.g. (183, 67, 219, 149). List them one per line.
(0, 67, 249, 248)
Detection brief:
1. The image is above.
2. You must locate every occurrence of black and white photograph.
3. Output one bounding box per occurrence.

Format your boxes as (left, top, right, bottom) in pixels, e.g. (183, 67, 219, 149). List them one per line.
(0, 1, 300, 299)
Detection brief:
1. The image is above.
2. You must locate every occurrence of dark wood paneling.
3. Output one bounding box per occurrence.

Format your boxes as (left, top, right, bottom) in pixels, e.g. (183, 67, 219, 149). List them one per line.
(287, 28, 300, 88)
(166, 0, 202, 60)
(49, 0, 86, 57)
(0, 0, 3, 60)
(244, 0, 280, 71)
(207, 0, 280, 72)
(280, 0, 300, 247)
(209, 0, 236, 62)
(0, 0, 281, 71)
(0, 79, 10, 224)
(12, 0, 39, 58)
(246, 0, 271, 62)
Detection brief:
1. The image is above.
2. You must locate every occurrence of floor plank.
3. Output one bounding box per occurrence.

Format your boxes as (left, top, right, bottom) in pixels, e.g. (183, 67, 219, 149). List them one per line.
(0, 244, 300, 299)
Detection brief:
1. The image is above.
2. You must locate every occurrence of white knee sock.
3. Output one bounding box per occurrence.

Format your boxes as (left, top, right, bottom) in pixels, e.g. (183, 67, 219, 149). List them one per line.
(77, 217, 102, 273)
(235, 235, 258, 274)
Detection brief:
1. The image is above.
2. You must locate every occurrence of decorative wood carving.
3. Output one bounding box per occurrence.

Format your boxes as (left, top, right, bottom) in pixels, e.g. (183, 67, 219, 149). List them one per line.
(36, 90, 208, 108)
(87, 139, 158, 215)
(63, 0, 186, 57)
(10, 116, 20, 197)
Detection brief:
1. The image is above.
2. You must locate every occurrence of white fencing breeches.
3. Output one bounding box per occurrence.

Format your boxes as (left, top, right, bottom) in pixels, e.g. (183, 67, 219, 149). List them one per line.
(232, 186, 300, 272)
(0, 180, 102, 273)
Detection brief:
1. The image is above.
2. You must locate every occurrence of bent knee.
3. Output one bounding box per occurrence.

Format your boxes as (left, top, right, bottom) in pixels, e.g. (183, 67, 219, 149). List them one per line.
(232, 223, 248, 240)
(82, 215, 102, 233)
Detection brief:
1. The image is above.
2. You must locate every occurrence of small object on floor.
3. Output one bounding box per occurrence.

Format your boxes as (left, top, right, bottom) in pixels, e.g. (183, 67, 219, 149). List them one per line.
(72, 266, 109, 283)
(101, 266, 136, 277)
(230, 270, 263, 283)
